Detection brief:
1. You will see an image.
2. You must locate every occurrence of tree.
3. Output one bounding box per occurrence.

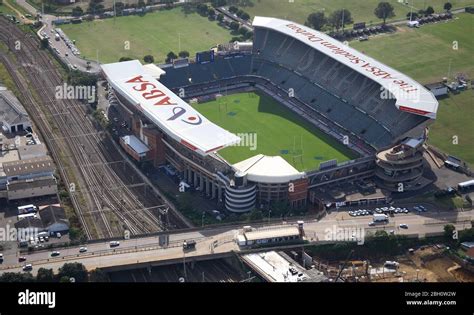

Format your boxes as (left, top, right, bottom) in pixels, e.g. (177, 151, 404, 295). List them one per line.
(36, 268, 54, 282)
(374, 2, 395, 24)
(119, 57, 133, 62)
(165, 51, 178, 63)
(72, 6, 84, 17)
(407, 11, 419, 20)
(228, 6, 238, 14)
(40, 37, 49, 49)
(207, 7, 216, 19)
(329, 9, 353, 31)
(238, 27, 248, 36)
(444, 224, 456, 240)
(211, 0, 227, 8)
(137, 0, 145, 9)
(306, 11, 327, 30)
(229, 21, 240, 31)
(178, 50, 190, 58)
(444, 2, 452, 12)
(426, 6, 435, 15)
(89, 268, 109, 282)
(143, 55, 154, 63)
(241, 12, 250, 21)
(58, 263, 88, 282)
(217, 13, 224, 22)
(0, 272, 34, 282)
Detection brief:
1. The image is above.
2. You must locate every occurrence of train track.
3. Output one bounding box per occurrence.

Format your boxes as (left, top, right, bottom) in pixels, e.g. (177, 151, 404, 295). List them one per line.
(0, 18, 189, 239)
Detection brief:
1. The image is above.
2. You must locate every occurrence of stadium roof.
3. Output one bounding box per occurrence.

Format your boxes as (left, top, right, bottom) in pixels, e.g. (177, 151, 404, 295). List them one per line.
(233, 154, 305, 183)
(252, 16, 439, 119)
(101, 60, 240, 155)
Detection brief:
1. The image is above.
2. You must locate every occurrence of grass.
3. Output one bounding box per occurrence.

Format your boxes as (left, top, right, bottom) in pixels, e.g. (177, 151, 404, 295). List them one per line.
(60, 7, 234, 64)
(351, 13, 474, 165)
(192, 91, 356, 171)
(351, 13, 474, 83)
(236, 0, 474, 25)
(0, 3, 16, 15)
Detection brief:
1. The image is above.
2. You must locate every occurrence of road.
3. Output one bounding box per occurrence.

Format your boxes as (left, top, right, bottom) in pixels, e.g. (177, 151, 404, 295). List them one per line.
(1, 209, 472, 275)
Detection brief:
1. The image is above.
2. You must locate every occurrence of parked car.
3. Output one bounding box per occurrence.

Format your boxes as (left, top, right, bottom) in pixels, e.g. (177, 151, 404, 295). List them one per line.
(22, 264, 33, 271)
(50, 251, 60, 257)
(399, 224, 409, 229)
(79, 247, 88, 253)
(18, 256, 27, 262)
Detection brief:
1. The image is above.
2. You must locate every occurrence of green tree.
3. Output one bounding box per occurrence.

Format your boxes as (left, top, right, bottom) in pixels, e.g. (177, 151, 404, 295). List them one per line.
(58, 263, 88, 282)
(240, 12, 250, 21)
(238, 27, 248, 36)
(374, 2, 395, 24)
(211, 0, 227, 8)
(444, 2, 452, 11)
(165, 51, 178, 63)
(329, 9, 353, 31)
(0, 272, 34, 282)
(89, 268, 109, 282)
(143, 55, 154, 63)
(178, 50, 190, 58)
(40, 37, 49, 49)
(36, 268, 55, 282)
(72, 6, 84, 17)
(306, 12, 327, 30)
(444, 224, 456, 240)
(425, 6, 435, 15)
(217, 13, 224, 22)
(228, 6, 238, 14)
(230, 21, 240, 31)
(249, 209, 263, 221)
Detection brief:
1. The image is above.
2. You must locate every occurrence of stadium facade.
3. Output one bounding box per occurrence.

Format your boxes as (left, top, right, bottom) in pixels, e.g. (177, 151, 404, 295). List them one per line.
(101, 17, 438, 213)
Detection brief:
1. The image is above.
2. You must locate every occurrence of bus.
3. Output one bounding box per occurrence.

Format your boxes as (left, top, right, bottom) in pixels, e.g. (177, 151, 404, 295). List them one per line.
(458, 179, 474, 193)
(17, 204, 37, 215)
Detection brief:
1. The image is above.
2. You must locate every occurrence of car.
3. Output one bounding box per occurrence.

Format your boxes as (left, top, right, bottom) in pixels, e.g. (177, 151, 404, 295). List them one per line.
(0, 253, 3, 261)
(368, 222, 375, 226)
(18, 256, 27, 262)
(399, 224, 408, 229)
(419, 205, 427, 212)
(22, 264, 33, 271)
(79, 247, 88, 253)
(211, 210, 221, 216)
(389, 230, 395, 235)
(65, 52, 68, 57)
(110, 241, 120, 247)
(72, 64, 78, 70)
(50, 251, 60, 257)
(56, 232, 61, 238)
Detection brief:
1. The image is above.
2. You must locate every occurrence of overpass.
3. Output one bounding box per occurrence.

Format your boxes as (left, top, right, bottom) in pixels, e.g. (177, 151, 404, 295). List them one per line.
(0, 209, 472, 276)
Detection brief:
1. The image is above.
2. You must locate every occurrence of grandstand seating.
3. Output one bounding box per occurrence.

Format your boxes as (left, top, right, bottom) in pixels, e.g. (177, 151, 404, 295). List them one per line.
(159, 28, 428, 150)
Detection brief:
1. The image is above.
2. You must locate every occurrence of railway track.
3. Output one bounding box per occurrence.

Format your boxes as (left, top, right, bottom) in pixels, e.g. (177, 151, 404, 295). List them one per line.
(0, 18, 189, 239)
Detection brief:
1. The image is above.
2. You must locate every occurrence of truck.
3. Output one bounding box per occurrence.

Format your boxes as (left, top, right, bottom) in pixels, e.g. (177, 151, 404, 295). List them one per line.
(373, 213, 389, 222)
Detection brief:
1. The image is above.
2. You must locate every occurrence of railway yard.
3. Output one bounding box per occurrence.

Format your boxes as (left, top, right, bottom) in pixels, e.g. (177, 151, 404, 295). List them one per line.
(0, 17, 190, 240)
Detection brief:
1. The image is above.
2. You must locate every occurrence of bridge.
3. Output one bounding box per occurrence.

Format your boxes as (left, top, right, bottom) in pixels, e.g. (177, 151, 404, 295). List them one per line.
(1, 209, 472, 276)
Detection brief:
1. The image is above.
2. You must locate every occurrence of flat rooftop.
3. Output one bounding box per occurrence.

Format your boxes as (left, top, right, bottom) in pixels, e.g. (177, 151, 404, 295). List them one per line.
(242, 251, 308, 282)
(244, 226, 300, 242)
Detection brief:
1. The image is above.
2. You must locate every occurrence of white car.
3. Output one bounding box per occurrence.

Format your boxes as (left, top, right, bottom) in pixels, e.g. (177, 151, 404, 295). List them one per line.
(79, 247, 88, 253)
(22, 264, 33, 271)
(399, 224, 409, 229)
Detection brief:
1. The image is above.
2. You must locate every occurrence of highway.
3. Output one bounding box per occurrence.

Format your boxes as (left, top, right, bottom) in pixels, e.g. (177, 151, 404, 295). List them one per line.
(1, 209, 472, 275)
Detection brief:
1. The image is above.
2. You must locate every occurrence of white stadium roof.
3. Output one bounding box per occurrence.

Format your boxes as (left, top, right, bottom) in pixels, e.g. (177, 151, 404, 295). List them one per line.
(101, 60, 240, 155)
(233, 154, 305, 183)
(253, 16, 439, 119)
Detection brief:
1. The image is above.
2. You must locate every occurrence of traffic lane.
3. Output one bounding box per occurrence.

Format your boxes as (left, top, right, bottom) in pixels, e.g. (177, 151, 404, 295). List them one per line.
(2, 231, 238, 275)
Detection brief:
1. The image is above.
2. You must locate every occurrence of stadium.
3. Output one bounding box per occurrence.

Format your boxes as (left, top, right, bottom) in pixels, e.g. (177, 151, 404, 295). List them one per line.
(101, 16, 439, 213)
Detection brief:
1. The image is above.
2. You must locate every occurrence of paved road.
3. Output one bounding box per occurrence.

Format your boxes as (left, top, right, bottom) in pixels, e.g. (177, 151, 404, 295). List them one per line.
(1, 209, 472, 275)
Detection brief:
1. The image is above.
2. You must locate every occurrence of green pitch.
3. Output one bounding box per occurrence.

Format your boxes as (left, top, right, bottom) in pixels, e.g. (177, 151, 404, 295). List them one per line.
(193, 91, 357, 171)
(60, 7, 233, 64)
